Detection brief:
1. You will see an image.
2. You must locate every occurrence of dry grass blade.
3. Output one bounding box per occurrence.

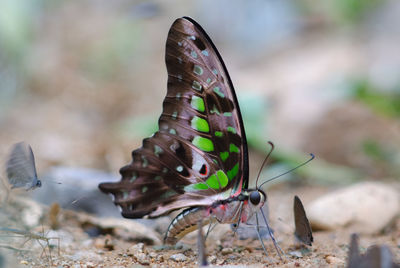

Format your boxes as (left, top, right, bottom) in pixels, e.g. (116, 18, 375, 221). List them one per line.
(0, 227, 60, 265)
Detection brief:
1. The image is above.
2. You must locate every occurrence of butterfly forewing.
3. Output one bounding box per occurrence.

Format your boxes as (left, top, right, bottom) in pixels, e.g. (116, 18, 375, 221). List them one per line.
(163, 17, 248, 192)
(6, 142, 40, 190)
(294, 195, 313, 246)
(99, 17, 248, 218)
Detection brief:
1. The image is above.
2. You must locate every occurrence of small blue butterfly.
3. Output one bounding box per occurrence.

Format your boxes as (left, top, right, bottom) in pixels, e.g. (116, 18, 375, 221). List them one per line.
(6, 142, 42, 191)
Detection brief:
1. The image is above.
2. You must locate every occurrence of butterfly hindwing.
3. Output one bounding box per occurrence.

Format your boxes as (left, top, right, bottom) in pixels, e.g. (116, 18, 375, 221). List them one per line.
(99, 17, 248, 218)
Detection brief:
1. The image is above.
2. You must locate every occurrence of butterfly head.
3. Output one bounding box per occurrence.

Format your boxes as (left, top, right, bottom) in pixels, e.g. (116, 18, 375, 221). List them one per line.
(244, 188, 267, 211)
(35, 179, 42, 188)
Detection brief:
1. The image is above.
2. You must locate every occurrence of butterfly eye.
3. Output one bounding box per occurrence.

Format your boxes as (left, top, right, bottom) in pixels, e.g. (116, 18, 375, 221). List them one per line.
(36, 180, 42, 187)
(199, 164, 208, 176)
(249, 191, 261, 205)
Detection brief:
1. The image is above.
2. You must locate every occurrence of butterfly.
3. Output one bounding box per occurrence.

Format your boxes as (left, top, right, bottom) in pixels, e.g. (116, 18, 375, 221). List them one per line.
(6, 141, 42, 191)
(293, 195, 313, 246)
(347, 233, 400, 268)
(99, 16, 281, 255)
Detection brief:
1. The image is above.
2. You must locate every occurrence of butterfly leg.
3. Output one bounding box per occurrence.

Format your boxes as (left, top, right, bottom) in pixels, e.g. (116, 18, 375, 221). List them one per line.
(260, 208, 285, 260)
(232, 202, 244, 237)
(205, 221, 212, 240)
(204, 220, 218, 242)
(197, 220, 208, 266)
(255, 213, 271, 259)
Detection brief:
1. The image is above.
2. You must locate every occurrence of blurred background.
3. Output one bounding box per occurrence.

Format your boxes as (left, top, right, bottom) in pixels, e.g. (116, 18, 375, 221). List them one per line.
(1, 0, 399, 187)
(0, 0, 400, 266)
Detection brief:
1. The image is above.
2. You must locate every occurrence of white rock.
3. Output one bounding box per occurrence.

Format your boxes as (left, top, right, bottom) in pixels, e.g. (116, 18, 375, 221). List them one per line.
(77, 214, 161, 245)
(308, 182, 400, 234)
(169, 253, 187, 262)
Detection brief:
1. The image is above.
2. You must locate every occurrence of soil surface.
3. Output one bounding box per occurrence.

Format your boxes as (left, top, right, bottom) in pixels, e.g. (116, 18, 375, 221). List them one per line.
(1, 185, 399, 267)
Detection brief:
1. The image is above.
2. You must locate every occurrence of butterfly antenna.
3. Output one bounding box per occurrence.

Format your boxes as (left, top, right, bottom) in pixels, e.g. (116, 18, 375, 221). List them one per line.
(258, 153, 315, 190)
(48, 180, 62, 185)
(255, 141, 275, 188)
(70, 196, 87, 205)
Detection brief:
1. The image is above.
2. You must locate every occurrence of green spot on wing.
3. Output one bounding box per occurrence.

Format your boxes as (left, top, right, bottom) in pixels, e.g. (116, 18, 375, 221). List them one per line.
(230, 144, 240, 153)
(210, 105, 220, 115)
(185, 183, 209, 191)
(169, 128, 177, 135)
(220, 151, 229, 162)
(154, 145, 163, 156)
(192, 136, 214, 152)
(191, 116, 209, 132)
(213, 87, 225, 98)
(141, 156, 148, 168)
(223, 112, 232, 117)
(191, 96, 205, 112)
(217, 170, 229, 188)
(192, 81, 202, 91)
(227, 126, 236, 134)
(227, 163, 239, 180)
(159, 190, 176, 199)
(214, 131, 223, 137)
(202, 50, 209, 56)
(130, 172, 137, 182)
(142, 186, 148, 193)
(191, 51, 198, 58)
(212, 68, 218, 75)
(193, 65, 203, 75)
(206, 78, 212, 84)
(206, 174, 220, 189)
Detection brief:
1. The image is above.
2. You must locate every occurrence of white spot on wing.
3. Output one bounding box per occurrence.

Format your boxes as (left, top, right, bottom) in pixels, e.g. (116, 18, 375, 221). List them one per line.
(192, 151, 204, 172)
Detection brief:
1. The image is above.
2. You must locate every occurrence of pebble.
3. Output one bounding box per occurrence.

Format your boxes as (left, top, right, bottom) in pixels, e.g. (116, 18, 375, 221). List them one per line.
(208, 255, 217, 264)
(131, 243, 145, 253)
(156, 255, 164, 262)
(288, 250, 303, 258)
(85, 261, 96, 268)
(307, 182, 400, 234)
(68, 250, 103, 262)
(325, 255, 344, 265)
(221, 247, 233, 255)
(130, 243, 150, 265)
(135, 252, 150, 265)
(169, 253, 187, 262)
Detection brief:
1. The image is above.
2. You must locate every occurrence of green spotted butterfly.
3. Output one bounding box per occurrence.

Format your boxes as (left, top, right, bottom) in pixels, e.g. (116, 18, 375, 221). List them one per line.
(99, 17, 277, 249)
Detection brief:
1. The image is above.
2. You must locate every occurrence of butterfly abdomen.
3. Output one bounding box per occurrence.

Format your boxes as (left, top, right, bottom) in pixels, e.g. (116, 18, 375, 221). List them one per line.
(164, 206, 211, 245)
(164, 197, 248, 244)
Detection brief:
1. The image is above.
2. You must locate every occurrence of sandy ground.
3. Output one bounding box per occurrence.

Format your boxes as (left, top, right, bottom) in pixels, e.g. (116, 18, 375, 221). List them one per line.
(1, 185, 398, 268)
